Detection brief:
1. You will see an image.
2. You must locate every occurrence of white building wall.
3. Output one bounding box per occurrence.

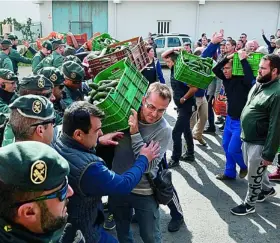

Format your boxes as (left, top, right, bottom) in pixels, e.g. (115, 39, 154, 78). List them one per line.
(108, 0, 280, 45)
(109, 1, 197, 40)
(36, 1, 53, 37)
(198, 1, 280, 44)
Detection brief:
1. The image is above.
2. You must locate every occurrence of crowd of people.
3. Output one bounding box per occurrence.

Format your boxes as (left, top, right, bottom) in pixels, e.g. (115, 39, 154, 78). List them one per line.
(0, 27, 279, 243)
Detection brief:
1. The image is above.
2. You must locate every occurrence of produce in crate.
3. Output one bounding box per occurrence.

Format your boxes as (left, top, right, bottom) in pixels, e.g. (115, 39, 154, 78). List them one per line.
(87, 58, 149, 134)
(183, 58, 213, 75)
(88, 79, 120, 105)
(174, 50, 215, 89)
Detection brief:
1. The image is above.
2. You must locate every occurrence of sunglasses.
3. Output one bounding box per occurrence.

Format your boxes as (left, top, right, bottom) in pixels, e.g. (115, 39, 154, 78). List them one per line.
(30, 118, 56, 127)
(13, 177, 69, 207)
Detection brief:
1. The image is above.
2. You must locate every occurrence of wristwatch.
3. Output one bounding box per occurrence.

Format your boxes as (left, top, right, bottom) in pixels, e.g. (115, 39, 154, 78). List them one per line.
(182, 98, 186, 102)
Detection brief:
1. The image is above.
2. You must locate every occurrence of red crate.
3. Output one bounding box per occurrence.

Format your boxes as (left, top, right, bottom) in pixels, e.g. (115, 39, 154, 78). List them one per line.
(88, 37, 149, 77)
(110, 37, 149, 71)
(213, 95, 227, 116)
(88, 49, 129, 77)
(66, 33, 88, 46)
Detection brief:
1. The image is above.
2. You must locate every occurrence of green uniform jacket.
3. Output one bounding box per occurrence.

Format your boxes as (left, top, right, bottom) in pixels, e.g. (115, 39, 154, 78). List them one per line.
(32, 51, 46, 72)
(0, 51, 13, 71)
(9, 48, 32, 74)
(2, 110, 63, 147)
(241, 78, 280, 161)
(61, 86, 84, 109)
(33, 51, 64, 74)
(0, 93, 18, 114)
(0, 217, 64, 243)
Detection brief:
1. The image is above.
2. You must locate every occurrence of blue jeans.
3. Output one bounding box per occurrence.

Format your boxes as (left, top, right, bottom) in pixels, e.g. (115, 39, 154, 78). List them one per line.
(110, 194, 161, 243)
(222, 116, 247, 178)
(98, 228, 119, 243)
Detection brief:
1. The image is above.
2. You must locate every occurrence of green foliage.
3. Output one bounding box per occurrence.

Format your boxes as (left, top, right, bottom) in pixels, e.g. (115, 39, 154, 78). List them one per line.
(0, 17, 35, 42)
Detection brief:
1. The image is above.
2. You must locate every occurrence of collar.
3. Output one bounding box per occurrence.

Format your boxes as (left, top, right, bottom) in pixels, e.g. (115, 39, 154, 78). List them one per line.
(0, 89, 15, 104)
(0, 217, 63, 243)
(60, 133, 96, 154)
(257, 78, 279, 88)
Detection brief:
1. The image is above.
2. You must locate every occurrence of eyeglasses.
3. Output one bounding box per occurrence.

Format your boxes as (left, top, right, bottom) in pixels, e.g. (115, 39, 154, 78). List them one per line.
(144, 101, 166, 114)
(13, 177, 69, 207)
(30, 118, 56, 127)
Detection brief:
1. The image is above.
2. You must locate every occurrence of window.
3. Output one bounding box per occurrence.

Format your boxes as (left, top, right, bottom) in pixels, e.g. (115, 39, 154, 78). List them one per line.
(167, 37, 181, 47)
(157, 20, 171, 34)
(155, 38, 165, 48)
(182, 38, 191, 44)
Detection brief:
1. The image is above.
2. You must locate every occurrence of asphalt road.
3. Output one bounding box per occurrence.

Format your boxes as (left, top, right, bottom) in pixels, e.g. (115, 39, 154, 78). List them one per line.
(19, 66, 280, 243)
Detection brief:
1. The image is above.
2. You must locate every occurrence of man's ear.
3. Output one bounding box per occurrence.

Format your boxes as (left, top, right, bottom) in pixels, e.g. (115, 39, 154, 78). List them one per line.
(17, 203, 37, 224)
(35, 125, 44, 138)
(73, 129, 83, 142)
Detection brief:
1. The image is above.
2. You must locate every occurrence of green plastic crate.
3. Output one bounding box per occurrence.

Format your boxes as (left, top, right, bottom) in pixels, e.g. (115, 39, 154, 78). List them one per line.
(93, 58, 149, 134)
(174, 50, 215, 89)
(232, 52, 264, 77)
(91, 33, 119, 51)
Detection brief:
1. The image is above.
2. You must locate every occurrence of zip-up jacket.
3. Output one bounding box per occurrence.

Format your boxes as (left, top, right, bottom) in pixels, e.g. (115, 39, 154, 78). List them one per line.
(241, 78, 280, 161)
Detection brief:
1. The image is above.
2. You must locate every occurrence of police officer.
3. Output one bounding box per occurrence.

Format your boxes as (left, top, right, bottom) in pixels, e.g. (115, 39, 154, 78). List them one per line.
(38, 67, 65, 119)
(32, 40, 52, 72)
(1, 75, 61, 147)
(64, 45, 76, 56)
(8, 34, 33, 75)
(33, 39, 66, 74)
(0, 141, 85, 242)
(0, 40, 13, 71)
(0, 69, 18, 114)
(61, 61, 85, 109)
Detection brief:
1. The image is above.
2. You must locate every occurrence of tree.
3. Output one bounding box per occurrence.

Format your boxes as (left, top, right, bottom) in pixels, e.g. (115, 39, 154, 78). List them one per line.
(1, 17, 35, 42)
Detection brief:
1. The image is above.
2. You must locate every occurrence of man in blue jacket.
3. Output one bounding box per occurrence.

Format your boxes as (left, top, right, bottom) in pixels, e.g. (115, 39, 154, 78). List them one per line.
(53, 101, 160, 243)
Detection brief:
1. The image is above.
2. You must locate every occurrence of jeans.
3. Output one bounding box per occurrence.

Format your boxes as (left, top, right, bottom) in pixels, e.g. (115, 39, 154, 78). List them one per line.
(207, 95, 215, 129)
(222, 116, 247, 178)
(172, 107, 194, 161)
(99, 228, 119, 243)
(110, 194, 161, 243)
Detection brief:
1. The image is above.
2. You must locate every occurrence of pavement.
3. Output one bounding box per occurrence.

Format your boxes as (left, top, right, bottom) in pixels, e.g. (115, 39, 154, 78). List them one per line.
(18, 66, 280, 243)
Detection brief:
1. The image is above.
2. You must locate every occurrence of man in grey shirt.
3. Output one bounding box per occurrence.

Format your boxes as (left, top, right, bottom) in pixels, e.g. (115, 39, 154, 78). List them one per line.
(110, 83, 173, 243)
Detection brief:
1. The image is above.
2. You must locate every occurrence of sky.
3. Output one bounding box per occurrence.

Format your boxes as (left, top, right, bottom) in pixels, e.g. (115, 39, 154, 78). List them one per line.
(0, 1, 40, 23)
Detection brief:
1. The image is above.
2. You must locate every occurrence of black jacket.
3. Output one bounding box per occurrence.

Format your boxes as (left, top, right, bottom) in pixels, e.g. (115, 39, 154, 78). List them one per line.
(212, 57, 254, 119)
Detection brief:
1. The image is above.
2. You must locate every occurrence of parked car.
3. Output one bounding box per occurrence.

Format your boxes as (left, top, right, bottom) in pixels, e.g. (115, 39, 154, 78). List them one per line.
(153, 33, 192, 65)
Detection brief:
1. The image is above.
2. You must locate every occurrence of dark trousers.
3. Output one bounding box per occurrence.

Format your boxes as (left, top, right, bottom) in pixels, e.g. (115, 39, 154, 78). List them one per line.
(171, 107, 194, 162)
(207, 95, 215, 129)
(161, 155, 184, 220)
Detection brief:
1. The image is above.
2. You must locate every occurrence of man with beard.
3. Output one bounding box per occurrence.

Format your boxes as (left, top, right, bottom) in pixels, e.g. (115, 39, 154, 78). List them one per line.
(0, 141, 86, 242)
(230, 54, 280, 216)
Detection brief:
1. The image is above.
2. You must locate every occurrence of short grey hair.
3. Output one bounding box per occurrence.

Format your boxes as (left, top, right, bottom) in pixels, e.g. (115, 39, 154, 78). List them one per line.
(145, 82, 172, 102)
(10, 109, 42, 141)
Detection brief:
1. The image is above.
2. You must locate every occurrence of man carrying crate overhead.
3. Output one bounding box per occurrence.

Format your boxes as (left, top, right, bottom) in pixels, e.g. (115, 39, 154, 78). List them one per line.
(204, 31, 255, 181)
